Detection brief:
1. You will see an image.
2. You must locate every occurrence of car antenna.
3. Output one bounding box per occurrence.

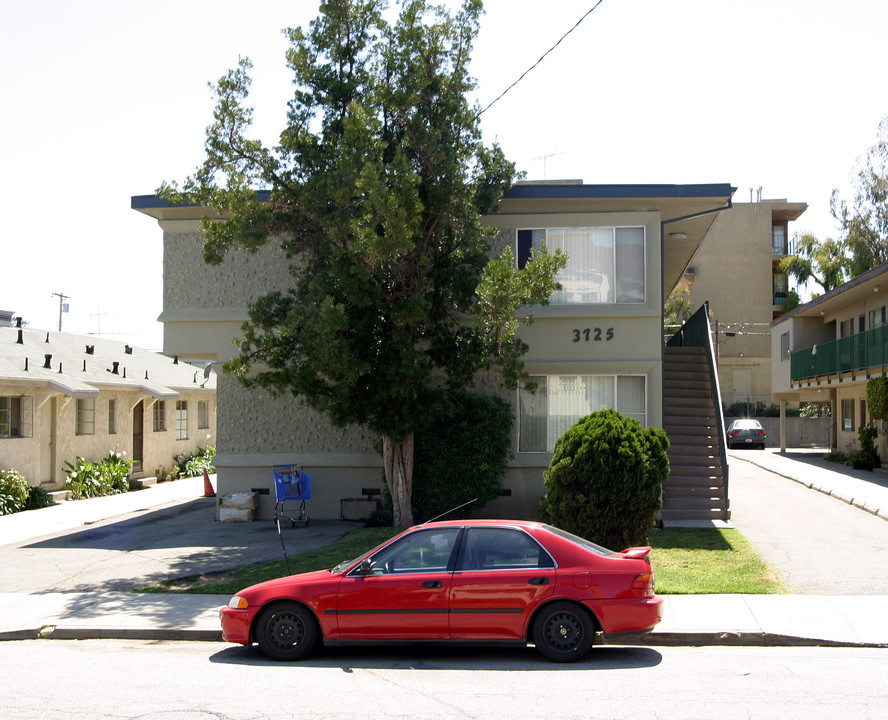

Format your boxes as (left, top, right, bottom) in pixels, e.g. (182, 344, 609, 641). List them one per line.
(423, 498, 478, 524)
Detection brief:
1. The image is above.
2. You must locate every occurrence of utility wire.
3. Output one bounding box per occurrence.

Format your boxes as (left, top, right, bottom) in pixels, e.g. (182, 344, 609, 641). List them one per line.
(477, 0, 607, 118)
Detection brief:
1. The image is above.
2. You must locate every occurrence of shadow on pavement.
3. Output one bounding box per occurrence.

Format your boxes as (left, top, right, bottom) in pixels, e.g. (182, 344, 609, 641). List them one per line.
(208, 643, 664, 671)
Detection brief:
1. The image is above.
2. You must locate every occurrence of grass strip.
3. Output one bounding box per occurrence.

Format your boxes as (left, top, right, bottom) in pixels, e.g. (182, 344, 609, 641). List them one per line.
(140, 526, 785, 596)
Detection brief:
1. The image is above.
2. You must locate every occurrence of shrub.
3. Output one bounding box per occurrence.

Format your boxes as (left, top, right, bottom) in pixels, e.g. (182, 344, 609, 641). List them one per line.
(65, 452, 134, 499)
(866, 378, 888, 421)
(542, 409, 669, 550)
(168, 445, 216, 480)
(410, 392, 512, 523)
(852, 424, 879, 471)
(0, 468, 30, 515)
(25, 485, 52, 510)
(375, 391, 513, 524)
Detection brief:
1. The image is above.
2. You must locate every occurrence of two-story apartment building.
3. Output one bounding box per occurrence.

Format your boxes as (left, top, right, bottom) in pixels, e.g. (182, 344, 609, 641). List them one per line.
(772, 261, 888, 456)
(133, 181, 735, 520)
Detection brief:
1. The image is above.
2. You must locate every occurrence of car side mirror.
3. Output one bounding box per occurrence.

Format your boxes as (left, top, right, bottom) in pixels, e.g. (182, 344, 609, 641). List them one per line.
(359, 558, 374, 575)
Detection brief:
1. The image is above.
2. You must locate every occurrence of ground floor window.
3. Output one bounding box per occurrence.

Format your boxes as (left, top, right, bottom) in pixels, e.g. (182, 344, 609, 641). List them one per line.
(153, 401, 166, 432)
(841, 398, 855, 432)
(76, 398, 95, 435)
(518, 375, 647, 452)
(0, 395, 33, 438)
(198, 400, 209, 430)
(108, 399, 117, 435)
(175, 401, 188, 440)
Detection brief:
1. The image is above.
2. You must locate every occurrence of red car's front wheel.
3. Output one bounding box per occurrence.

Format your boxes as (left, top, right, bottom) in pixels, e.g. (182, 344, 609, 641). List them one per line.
(256, 602, 319, 661)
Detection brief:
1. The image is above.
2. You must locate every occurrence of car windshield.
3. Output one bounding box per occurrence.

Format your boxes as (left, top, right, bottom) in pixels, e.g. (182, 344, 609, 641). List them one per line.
(544, 525, 615, 556)
(330, 536, 399, 574)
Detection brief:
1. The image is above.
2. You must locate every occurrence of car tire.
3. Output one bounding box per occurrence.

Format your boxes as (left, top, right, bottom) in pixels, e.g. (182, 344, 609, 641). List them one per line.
(532, 601, 596, 662)
(256, 602, 319, 661)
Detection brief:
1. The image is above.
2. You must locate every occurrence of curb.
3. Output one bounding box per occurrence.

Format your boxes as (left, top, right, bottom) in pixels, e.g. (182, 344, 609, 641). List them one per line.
(3, 625, 885, 649)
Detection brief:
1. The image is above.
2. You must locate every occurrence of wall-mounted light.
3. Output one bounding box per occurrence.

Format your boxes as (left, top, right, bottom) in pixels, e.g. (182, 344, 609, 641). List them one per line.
(669, 232, 688, 240)
(874, 286, 880, 293)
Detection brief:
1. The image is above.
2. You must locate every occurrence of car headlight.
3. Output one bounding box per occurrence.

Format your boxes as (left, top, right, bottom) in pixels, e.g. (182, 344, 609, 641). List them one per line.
(227, 596, 249, 609)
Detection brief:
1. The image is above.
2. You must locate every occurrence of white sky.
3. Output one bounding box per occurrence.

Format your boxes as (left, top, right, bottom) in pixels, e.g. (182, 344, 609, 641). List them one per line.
(2, 0, 887, 351)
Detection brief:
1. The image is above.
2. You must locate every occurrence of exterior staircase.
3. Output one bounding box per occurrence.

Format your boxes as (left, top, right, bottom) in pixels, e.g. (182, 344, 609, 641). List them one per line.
(662, 345, 731, 524)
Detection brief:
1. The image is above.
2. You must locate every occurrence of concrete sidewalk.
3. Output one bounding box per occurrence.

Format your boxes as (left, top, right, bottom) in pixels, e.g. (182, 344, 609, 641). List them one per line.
(1, 461, 887, 649)
(1, 591, 886, 648)
(736, 447, 888, 522)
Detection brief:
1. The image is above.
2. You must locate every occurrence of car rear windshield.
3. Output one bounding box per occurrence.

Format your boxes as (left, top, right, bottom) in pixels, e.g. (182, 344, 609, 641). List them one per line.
(544, 525, 615, 556)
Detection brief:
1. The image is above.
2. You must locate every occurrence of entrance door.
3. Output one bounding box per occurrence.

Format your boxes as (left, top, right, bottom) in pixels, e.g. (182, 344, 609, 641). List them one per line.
(40, 399, 55, 485)
(132, 401, 144, 473)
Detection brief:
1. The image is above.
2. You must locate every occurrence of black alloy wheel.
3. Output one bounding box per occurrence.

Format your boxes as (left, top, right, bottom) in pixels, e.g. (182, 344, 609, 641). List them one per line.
(256, 602, 319, 661)
(532, 601, 595, 662)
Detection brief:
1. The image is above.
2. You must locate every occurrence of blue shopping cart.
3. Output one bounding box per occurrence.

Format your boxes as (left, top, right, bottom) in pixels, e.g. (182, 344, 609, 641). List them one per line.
(272, 464, 311, 527)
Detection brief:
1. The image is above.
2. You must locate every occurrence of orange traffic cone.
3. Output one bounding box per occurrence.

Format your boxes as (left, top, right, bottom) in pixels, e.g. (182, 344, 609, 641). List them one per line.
(203, 468, 216, 497)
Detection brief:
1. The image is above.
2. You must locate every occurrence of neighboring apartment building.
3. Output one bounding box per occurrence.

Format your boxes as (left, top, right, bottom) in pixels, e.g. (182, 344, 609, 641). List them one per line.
(133, 181, 735, 520)
(772, 261, 888, 457)
(0, 321, 216, 489)
(685, 197, 807, 411)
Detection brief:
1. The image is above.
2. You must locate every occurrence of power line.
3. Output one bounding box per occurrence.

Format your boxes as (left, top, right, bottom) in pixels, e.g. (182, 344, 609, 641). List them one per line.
(477, 1, 607, 118)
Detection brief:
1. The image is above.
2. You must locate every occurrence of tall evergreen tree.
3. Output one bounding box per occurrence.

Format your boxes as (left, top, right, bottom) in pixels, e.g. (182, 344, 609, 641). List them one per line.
(159, 0, 564, 526)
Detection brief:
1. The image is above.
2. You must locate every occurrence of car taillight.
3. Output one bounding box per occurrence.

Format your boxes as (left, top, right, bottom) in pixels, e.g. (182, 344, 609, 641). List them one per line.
(757, 430, 766, 435)
(730, 430, 739, 436)
(631, 572, 653, 590)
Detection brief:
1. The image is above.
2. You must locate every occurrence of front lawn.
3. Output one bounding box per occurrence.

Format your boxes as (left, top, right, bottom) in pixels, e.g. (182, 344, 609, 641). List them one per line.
(141, 525, 785, 596)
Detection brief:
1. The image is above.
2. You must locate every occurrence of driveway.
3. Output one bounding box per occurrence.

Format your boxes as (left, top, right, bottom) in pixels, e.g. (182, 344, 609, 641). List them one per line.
(728, 450, 888, 594)
(0, 492, 362, 594)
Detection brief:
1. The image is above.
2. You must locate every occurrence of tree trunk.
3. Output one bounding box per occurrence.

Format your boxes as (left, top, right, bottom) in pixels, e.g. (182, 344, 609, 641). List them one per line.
(382, 432, 414, 527)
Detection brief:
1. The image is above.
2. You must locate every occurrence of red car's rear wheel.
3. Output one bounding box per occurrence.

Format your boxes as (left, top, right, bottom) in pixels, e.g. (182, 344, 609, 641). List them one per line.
(532, 601, 595, 662)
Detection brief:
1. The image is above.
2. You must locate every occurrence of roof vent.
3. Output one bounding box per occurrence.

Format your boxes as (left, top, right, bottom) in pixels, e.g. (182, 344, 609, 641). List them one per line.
(86, 345, 95, 355)
(125, 345, 133, 355)
(43, 354, 52, 369)
(110, 361, 120, 375)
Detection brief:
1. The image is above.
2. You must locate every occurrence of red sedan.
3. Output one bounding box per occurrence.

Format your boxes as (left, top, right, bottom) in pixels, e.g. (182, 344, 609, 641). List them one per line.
(220, 519, 663, 662)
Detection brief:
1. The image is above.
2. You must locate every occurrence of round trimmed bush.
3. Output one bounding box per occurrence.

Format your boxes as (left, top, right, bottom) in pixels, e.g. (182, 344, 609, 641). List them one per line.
(542, 409, 669, 549)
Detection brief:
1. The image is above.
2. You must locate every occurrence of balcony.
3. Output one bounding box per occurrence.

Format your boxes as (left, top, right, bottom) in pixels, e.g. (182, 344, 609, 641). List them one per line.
(791, 325, 888, 384)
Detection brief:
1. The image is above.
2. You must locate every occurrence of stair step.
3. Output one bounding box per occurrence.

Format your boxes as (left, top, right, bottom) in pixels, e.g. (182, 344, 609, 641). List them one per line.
(661, 508, 731, 522)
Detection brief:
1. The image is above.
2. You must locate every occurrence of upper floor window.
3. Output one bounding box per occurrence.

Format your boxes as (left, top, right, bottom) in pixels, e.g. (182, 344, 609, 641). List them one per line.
(772, 225, 787, 255)
(0, 396, 33, 438)
(780, 331, 790, 361)
(517, 227, 645, 304)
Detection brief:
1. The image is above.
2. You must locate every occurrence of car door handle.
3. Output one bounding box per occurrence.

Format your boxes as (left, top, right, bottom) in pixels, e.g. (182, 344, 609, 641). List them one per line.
(528, 577, 549, 585)
(422, 580, 443, 588)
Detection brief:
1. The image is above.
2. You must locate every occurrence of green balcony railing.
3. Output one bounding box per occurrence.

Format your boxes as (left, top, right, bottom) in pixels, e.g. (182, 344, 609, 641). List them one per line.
(791, 325, 888, 383)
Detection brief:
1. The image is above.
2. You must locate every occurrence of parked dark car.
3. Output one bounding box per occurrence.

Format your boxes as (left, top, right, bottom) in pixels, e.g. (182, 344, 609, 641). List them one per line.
(727, 419, 767, 449)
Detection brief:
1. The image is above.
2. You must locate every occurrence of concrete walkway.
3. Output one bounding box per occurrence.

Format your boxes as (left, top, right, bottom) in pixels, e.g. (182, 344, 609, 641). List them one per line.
(0, 463, 886, 649)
